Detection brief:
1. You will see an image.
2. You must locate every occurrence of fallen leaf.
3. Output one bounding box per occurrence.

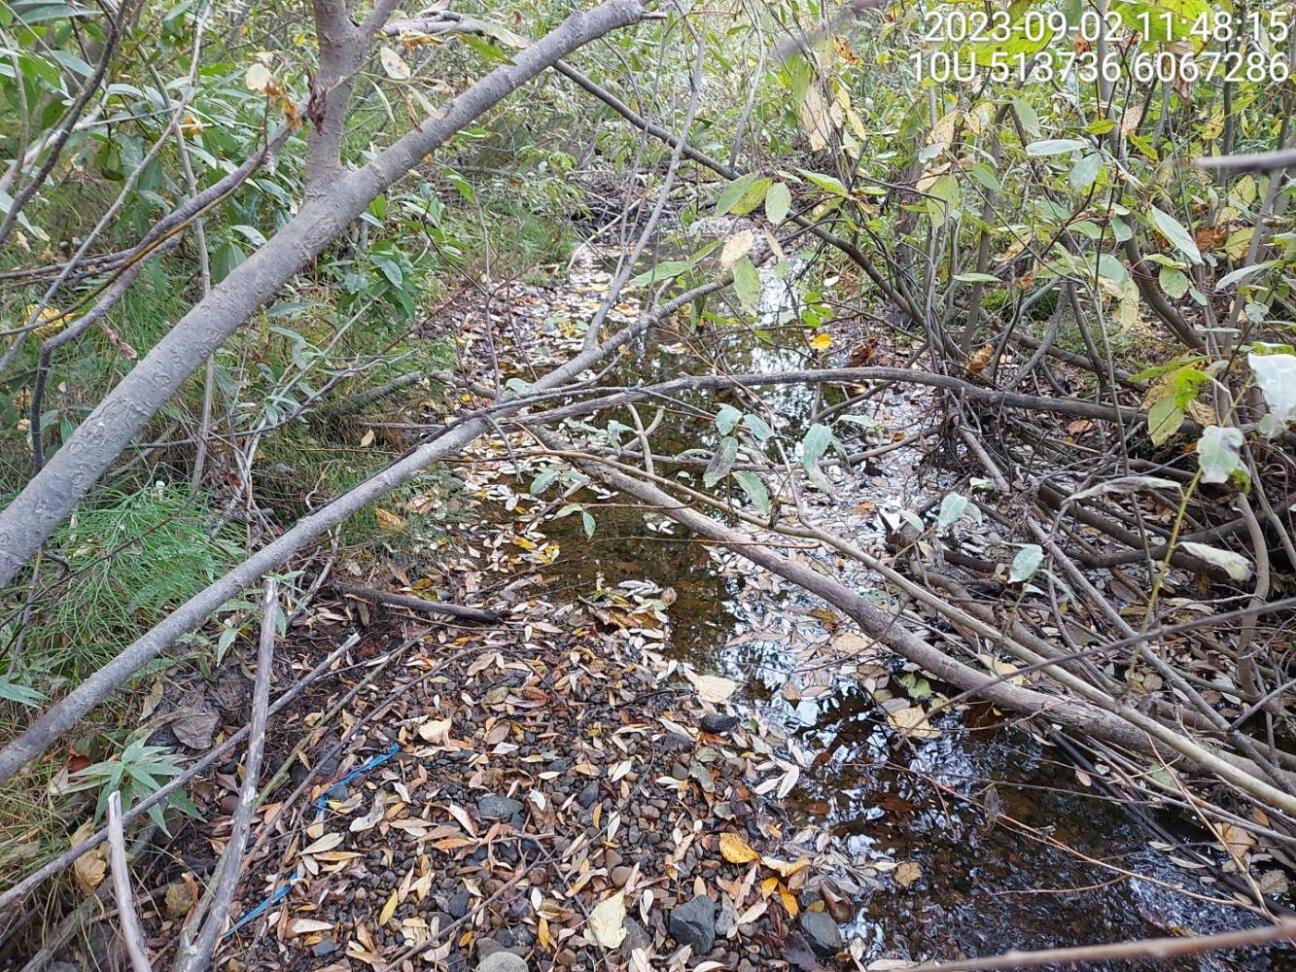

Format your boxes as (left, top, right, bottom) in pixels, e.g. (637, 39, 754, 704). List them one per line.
(894, 861, 922, 888)
(720, 832, 760, 864)
(286, 918, 334, 936)
(886, 705, 940, 740)
(589, 892, 627, 948)
(301, 833, 344, 855)
(379, 888, 400, 926)
(686, 671, 738, 703)
(417, 718, 452, 744)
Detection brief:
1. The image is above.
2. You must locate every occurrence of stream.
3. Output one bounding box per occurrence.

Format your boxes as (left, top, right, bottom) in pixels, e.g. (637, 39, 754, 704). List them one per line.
(431, 236, 1290, 969)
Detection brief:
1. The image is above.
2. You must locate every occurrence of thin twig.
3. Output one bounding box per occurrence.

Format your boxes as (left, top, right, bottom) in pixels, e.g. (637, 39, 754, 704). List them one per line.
(173, 579, 278, 972)
(107, 791, 154, 972)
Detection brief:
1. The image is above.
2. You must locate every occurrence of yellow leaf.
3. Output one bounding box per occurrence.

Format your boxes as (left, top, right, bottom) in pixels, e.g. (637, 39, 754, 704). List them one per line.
(777, 881, 799, 917)
(73, 844, 107, 895)
(589, 892, 627, 948)
(761, 855, 809, 879)
(374, 507, 405, 532)
(719, 832, 760, 864)
(809, 332, 832, 351)
(380, 888, 400, 925)
(759, 876, 779, 898)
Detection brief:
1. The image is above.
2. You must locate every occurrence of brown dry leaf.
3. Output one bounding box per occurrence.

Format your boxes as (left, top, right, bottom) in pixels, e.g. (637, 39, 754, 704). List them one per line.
(301, 833, 344, 855)
(73, 845, 107, 895)
(589, 891, 627, 948)
(966, 344, 994, 376)
(374, 507, 405, 532)
(1216, 823, 1255, 858)
(832, 632, 876, 656)
(164, 880, 194, 918)
(719, 832, 760, 864)
(287, 917, 334, 937)
(886, 705, 939, 740)
(417, 718, 452, 744)
(894, 861, 922, 888)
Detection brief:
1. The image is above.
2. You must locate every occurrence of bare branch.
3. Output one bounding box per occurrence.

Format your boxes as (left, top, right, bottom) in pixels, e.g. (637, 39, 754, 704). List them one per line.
(107, 791, 154, 972)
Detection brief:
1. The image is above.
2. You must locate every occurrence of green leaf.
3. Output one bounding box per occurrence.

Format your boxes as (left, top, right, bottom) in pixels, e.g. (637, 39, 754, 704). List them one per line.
(582, 511, 596, 538)
(796, 169, 848, 196)
(1009, 544, 1044, 583)
(1151, 207, 1202, 265)
(1147, 395, 1185, 446)
(1069, 153, 1101, 192)
(936, 492, 976, 531)
(732, 470, 771, 517)
(742, 413, 772, 442)
(1195, 425, 1244, 484)
(765, 181, 792, 224)
(730, 177, 772, 216)
(0, 679, 46, 707)
(733, 258, 761, 311)
(1026, 138, 1087, 157)
(1179, 542, 1252, 581)
(1248, 352, 1296, 423)
(1217, 261, 1276, 289)
(1159, 266, 1190, 299)
(715, 404, 742, 435)
(716, 174, 759, 215)
(953, 272, 1000, 284)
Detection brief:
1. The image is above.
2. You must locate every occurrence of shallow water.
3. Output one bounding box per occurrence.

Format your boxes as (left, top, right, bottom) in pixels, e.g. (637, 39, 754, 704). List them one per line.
(448, 240, 1291, 968)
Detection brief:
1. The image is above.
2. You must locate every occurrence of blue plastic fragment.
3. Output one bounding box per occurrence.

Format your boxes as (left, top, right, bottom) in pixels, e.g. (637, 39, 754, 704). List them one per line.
(222, 741, 402, 939)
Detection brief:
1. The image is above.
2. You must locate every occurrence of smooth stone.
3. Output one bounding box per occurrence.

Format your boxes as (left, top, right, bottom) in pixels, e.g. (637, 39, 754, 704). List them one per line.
(700, 713, 740, 734)
(477, 794, 524, 822)
(800, 909, 843, 956)
(476, 951, 529, 972)
(577, 780, 599, 808)
(668, 894, 716, 954)
(448, 889, 470, 919)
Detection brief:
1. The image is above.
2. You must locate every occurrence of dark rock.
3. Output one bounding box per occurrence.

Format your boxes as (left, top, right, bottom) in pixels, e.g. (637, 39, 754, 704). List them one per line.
(577, 780, 599, 808)
(669, 894, 716, 954)
(621, 916, 651, 955)
(448, 889, 470, 919)
(700, 713, 739, 734)
(800, 910, 843, 956)
(312, 938, 339, 957)
(477, 794, 524, 822)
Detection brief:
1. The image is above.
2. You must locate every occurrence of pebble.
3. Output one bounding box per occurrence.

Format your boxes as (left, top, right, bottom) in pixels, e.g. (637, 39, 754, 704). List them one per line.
(621, 915, 651, 954)
(476, 794, 524, 822)
(668, 894, 716, 954)
(800, 909, 844, 956)
(610, 865, 632, 888)
(577, 780, 599, 808)
(476, 952, 528, 972)
(700, 713, 740, 734)
(448, 889, 470, 919)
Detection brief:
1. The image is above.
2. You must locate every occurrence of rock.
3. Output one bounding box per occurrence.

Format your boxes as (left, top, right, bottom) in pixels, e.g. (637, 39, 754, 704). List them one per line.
(476, 952, 528, 972)
(610, 865, 632, 888)
(621, 916, 651, 954)
(476, 794, 523, 822)
(478, 939, 527, 962)
(700, 713, 739, 734)
(669, 894, 716, 954)
(448, 889, 470, 919)
(800, 910, 843, 956)
(577, 780, 599, 808)
(312, 938, 339, 957)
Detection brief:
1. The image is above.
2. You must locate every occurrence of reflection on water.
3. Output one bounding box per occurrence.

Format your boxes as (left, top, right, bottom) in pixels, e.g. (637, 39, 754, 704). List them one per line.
(460, 240, 1287, 968)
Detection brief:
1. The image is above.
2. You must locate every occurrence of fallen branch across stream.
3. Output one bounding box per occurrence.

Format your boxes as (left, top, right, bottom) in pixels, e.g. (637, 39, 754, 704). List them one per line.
(332, 581, 502, 624)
